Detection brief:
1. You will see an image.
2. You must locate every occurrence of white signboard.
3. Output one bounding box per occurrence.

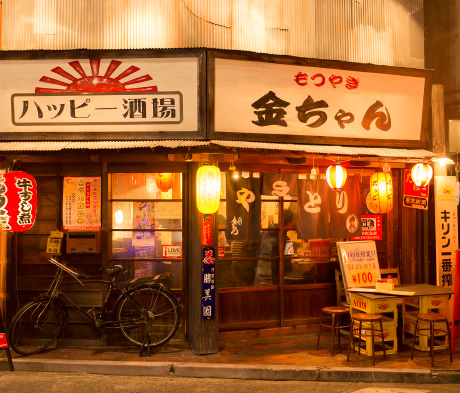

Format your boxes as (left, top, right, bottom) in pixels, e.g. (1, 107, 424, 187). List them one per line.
(435, 176, 458, 318)
(214, 58, 426, 143)
(162, 245, 182, 258)
(0, 57, 198, 135)
(337, 241, 381, 302)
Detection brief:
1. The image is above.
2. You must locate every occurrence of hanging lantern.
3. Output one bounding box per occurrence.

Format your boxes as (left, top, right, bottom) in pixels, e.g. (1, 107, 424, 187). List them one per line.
(196, 164, 221, 214)
(411, 162, 433, 187)
(370, 170, 393, 214)
(0, 171, 37, 232)
(155, 173, 174, 192)
(326, 163, 348, 190)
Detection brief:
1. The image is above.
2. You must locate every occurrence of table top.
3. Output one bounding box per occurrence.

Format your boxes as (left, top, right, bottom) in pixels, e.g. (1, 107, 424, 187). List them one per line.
(347, 283, 454, 299)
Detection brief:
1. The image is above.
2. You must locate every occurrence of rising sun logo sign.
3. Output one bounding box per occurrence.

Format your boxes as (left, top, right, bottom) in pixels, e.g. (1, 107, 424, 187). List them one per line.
(35, 59, 158, 93)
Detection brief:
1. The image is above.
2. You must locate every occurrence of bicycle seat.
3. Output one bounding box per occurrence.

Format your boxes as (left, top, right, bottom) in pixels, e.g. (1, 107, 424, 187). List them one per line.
(101, 265, 123, 277)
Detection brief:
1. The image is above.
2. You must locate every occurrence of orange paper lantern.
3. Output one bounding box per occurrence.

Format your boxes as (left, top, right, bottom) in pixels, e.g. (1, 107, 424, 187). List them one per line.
(155, 173, 174, 192)
(370, 170, 393, 213)
(411, 162, 433, 187)
(326, 164, 348, 190)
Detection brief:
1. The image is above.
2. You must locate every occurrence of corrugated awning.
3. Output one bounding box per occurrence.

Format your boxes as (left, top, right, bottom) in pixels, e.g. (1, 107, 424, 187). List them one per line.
(0, 139, 436, 159)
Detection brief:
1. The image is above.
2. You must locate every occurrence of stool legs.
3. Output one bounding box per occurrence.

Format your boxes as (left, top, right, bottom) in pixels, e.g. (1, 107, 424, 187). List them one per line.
(446, 319, 453, 363)
(410, 317, 419, 361)
(316, 311, 323, 350)
(347, 316, 385, 366)
(430, 320, 435, 367)
(379, 319, 387, 360)
(347, 318, 354, 362)
(331, 313, 336, 356)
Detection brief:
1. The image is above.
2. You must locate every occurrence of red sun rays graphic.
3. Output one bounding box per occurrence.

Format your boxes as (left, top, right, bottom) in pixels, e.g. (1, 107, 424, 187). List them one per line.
(35, 59, 158, 93)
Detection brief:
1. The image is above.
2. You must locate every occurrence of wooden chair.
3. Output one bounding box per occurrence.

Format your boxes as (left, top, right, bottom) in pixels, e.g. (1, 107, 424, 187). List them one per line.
(335, 269, 348, 306)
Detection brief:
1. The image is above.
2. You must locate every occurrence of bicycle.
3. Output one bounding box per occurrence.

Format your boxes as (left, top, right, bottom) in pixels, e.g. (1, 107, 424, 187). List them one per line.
(8, 257, 182, 356)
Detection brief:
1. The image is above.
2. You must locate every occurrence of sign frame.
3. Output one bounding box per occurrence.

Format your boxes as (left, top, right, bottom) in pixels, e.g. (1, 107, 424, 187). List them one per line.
(208, 49, 431, 148)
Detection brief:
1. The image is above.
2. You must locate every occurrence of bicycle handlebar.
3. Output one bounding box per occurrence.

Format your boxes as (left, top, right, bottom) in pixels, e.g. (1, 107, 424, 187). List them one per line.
(49, 257, 87, 286)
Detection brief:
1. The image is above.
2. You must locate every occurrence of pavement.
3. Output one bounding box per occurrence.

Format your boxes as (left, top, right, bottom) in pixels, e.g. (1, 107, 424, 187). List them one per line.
(1, 328, 460, 384)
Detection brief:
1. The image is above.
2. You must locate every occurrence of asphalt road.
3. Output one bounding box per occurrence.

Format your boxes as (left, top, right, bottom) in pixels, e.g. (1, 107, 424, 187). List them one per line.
(0, 373, 460, 393)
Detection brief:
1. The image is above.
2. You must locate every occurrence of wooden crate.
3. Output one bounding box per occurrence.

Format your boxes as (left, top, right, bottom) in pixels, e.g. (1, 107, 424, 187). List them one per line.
(350, 293, 398, 323)
(352, 317, 397, 356)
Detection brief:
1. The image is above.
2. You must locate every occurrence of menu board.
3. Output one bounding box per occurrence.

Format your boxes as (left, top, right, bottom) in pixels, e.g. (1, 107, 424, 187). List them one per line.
(337, 240, 381, 303)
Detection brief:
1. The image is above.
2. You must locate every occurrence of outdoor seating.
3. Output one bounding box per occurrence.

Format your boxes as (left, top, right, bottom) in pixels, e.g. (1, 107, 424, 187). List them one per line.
(316, 306, 350, 356)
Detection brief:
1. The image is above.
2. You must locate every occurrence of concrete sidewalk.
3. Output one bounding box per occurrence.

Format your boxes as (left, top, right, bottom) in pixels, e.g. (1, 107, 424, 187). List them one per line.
(1, 332, 459, 384)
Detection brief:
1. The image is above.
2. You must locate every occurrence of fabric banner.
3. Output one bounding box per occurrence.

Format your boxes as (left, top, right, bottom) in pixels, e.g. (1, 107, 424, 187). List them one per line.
(329, 174, 362, 238)
(297, 178, 329, 240)
(226, 175, 261, 242)
(261, 173, 298, 196)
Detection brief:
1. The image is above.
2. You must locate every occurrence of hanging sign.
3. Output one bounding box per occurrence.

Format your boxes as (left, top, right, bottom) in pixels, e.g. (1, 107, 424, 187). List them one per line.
(403, 169, 429, 210)
(62, 176, 101, 230)
(351, 215, 382, 241)
(202, 246, 216, 320)
(201, 214, 212, 246)
(434, 176, 458, 319)
(0, 171, 37, 232)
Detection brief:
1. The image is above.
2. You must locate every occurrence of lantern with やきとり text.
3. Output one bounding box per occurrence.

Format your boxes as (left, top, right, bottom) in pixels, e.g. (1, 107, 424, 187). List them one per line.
(196, 165, 221, 214)
(370, 170, 393, 214)
(155, 173, 174, 192)
(411, 162, 433, 187)
(0, 171, 37, 232)
(326, 163, 348, 190)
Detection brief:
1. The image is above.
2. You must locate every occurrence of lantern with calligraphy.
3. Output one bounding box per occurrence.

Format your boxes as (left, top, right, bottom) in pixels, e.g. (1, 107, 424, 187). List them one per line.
(0, 171, 37, 232)
(155, 173, 174, 192)
(370, 170, 393, 213)
(326, 162, 348, 190)
(196, 164, 221, 214)
(411, 162, 433, 187)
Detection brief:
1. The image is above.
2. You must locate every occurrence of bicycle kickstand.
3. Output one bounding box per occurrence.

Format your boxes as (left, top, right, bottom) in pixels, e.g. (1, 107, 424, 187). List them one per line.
(139, 319, 153, 357)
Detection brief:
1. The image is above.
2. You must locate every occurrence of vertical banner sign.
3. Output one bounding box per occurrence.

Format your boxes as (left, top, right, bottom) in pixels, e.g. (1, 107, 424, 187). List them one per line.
(403, 169, 429, 210)
(63, 177, 101, 230)
(0, 171, 37, 232)
(329, 174, 362, 238)
(201, 214, 212, 246)
(337, 240, 381, 302)
(202, 246, 216, 319)
(452, 249, 460, 353)
(435, 176, 458, 320)
(226, 175, 261, 242)
(297, 178, 330, 239)
(261, 173, 298, 197)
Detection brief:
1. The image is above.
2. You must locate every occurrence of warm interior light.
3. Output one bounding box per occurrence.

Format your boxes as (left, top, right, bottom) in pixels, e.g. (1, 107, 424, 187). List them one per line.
(233, 171, 240, 179)
(196, 164, 221, 214)
(114, 209, 124, 224)
(411, 162, 433, 187)
(326, 163, 347, 190)
(370, 170, 393, 213)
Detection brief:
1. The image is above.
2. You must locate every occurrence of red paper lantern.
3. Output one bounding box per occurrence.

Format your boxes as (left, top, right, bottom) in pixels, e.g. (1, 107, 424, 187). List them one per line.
(155, 173, 174, 192)
(370, 170, 393, 214)
(0, 171, 37, 232)
(326, 163, 348, 190)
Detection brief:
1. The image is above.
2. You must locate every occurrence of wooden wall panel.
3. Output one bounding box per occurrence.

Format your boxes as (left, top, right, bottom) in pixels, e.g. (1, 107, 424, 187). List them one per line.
(283, 286, 335, 323)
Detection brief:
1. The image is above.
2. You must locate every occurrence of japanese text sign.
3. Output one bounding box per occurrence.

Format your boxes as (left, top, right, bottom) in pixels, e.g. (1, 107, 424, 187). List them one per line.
(202, 246, 216, 319)
(403, 169, 429, 210)
(62, 176, 101, 230)
(351, 215, 382, 241)
(337, 241, 381, 298)
(0, 171, 37, 232)
(213, 58, 426, 147)
(0, 57, 199, 138)
(435, 177, 458, 306)
(201, 214, 212, 246)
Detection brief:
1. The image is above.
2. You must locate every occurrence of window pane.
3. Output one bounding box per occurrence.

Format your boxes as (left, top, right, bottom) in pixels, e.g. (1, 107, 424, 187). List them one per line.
(111, 173, 182, 200)
(112, 201, 182, 229)
(112, 231, 183, 259)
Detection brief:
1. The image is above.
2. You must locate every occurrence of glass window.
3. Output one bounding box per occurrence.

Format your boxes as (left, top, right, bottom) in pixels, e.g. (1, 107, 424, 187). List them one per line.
(110, 173, 183, 289)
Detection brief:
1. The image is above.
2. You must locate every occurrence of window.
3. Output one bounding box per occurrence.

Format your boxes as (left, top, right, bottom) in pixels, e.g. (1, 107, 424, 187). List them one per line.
(109, 173, 183, 289)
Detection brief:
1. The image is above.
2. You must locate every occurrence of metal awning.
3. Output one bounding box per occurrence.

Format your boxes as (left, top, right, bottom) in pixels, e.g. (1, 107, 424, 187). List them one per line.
(0, 139, 436, 159)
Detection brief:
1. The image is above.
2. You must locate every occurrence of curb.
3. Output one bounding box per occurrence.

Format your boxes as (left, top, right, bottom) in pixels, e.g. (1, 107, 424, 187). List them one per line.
(2, 358, 460, 383)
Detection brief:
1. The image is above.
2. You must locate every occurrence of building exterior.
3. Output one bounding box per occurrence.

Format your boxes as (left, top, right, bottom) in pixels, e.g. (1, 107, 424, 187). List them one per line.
(0, 0, 441, 355)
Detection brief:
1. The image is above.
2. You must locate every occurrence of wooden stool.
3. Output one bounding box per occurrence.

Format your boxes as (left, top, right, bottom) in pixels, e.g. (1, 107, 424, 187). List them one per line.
(316, 306, 350, 356)
(410, 312, 452, 367)
(347, 313, 387, 366)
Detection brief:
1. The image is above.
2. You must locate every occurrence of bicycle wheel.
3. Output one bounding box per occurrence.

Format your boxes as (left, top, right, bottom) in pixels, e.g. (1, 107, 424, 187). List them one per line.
(117, 285, 180, 348)
(8, 298, 67, 355)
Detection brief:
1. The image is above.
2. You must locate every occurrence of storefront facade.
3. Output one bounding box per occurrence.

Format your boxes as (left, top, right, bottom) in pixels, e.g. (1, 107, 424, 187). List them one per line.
(0, 47, 436, 354)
